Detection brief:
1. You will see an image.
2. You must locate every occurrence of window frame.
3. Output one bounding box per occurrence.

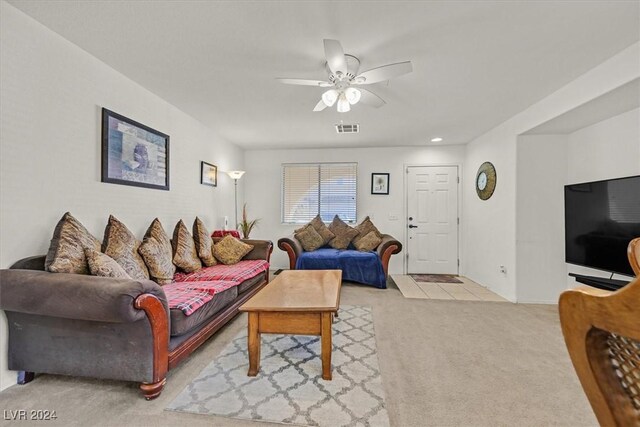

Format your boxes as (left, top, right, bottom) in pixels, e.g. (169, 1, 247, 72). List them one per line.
(281, 162, 358, 225)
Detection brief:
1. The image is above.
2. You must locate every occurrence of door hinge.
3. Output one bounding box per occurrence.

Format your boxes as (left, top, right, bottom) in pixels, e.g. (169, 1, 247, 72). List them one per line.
(406, 168, 409, 174)
(457, 176, 460, 184)
(457, 217, 460, 225)
(406, 253, 409, 259)
(458, 259, 460, 267)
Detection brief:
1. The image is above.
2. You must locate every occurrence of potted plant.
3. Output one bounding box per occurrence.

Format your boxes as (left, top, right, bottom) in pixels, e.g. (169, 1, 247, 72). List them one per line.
(238, 203, 260, 239)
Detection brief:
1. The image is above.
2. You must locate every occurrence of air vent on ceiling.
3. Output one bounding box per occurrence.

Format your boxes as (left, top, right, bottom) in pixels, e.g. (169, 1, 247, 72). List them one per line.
(335, 124, 359, 134)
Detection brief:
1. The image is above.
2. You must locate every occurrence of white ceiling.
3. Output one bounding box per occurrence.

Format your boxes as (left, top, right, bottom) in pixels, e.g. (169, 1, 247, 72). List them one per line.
(9, 1, 640, 150)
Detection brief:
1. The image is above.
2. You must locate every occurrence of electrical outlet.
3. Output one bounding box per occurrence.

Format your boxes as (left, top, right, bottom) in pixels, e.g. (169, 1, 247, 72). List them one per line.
(499, 265, 507, 275)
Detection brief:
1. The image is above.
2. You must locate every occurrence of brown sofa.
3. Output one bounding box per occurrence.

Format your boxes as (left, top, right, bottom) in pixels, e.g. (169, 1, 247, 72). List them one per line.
(0, 239, 272, 400)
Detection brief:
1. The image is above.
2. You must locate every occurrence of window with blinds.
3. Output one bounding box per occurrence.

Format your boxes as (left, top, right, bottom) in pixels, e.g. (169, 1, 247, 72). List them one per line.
(282, 163, 357, 224)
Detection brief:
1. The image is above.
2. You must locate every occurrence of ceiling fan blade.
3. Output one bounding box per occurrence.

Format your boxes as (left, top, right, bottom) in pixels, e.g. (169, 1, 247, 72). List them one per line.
(277, 78, 331, 87)
(323, 39, 348, 76)
(358, 88, 386, 108)
(354, 61, 413, 84)
(313, 99, 328, 112)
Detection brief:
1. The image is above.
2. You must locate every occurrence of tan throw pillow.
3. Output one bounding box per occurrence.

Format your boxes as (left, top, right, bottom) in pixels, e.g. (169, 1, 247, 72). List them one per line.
(172, 220, 202, 273)
(193, 217, 217, 267)
(309, 215, 335, 245)
(294, 224, 325, 251)
(353, 216, 383, 246)
(354, 231, 383, 252)
(85, 249, 131, 279)
(45, 212, 101, 274)
(102, 215, 149, 280)
(327, 215, 359, 250)
(138, 218, 175, 285)
(214, 235, 254, 265)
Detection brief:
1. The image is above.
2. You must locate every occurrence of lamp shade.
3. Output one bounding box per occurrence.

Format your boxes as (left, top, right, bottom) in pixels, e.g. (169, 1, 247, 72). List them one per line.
(226, 170, 246, 180)
(336, 93, 351, 113)
(321, 89, 339, 107)
(345, 87, 361, 105)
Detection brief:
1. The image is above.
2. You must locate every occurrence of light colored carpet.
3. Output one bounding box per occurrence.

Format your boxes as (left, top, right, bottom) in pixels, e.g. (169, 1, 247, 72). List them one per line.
(0, 280, 596, 426)
(168, 306, 389, 426)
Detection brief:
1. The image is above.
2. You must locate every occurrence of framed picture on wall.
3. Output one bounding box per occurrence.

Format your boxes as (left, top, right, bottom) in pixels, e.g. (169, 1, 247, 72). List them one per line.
(200, 161, 218, 187)
(371, 173, 390, 195)
(101, 108, 170, 191)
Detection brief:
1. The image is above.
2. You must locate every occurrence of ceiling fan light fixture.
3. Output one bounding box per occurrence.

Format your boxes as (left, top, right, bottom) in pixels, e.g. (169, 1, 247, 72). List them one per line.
(345, 87, 361, 105)
(322, 89, 339, 107)
(337, 93, 351, 113)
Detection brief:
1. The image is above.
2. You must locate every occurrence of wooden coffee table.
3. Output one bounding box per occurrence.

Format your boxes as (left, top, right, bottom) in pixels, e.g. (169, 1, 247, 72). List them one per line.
(239, 269, 342, 380)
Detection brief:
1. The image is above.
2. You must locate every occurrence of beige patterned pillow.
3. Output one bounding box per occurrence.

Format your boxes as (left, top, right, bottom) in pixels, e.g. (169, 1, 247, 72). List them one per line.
(353, 216, 382, 246)
(309, 215, 335, 245)
(138, 218, 175, 285)
(327, 215, 359, 250)
(354, 231, 383, 252)
(85, 249, 131, 279)
(172, 220, 202, 273)
(214, 235, 254, 265)
(45, 212, 101, 274)
(102, 215, 149, 280)
(294, 224, 324, 251)
(193, 217, 217, 267)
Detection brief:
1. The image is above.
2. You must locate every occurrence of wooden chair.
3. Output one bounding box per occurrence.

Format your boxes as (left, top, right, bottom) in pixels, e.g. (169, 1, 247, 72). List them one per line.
(559, 237, 640, 426)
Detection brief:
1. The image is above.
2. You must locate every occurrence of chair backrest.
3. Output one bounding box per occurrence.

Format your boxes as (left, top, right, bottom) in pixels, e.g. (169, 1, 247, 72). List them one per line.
(559, 237, 640, 426)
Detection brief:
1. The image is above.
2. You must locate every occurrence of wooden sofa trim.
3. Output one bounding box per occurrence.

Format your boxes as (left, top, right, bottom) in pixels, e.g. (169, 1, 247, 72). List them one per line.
(380, 243, 401, 277)
(134, 293, 169, 400)
(279, 241, 299, 270)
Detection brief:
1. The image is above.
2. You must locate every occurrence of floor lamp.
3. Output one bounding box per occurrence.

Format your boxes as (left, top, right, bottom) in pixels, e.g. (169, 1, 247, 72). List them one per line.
(226, 171, 245, 228)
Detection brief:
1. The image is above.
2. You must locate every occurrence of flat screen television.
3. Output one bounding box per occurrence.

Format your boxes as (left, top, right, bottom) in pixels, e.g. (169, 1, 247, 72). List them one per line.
(565, 175, 640, 276)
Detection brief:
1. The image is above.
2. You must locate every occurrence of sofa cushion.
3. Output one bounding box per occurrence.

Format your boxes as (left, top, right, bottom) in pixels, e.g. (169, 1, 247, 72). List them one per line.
(163, 280, 239, 316)
(193, 217, 217, 267)
(354, 230, 383, 252)
(294, 224, 324, 252)
(138, 218, 175, 285)
(307, 215, 335, 245)
(103, 215, 149, 280)
(172, 220, 202, 273)
(45, 212, 101, 274)
(295, 248, 386, 288)
(327, 216, 359, 250)
(174, 259, 269, 284)
(85, 249, 131, 279)
(214, 235, 254, 265)
(169, 286, 238, 336)
(353, 216, 382, 247)
(237, 274, 265, 294)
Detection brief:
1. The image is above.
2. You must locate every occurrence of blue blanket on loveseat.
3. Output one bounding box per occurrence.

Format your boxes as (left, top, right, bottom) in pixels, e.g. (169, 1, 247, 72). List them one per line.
(295, 248, 387, 288)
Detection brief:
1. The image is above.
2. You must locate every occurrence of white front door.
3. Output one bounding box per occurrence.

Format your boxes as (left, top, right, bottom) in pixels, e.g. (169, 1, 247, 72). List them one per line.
(407, 166, 459, 274)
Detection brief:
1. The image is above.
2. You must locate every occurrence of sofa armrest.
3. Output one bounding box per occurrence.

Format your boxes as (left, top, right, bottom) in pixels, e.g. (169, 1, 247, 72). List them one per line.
(0, 269, 168, 323)
(278, 235, 303, 270)
(376, 234, 402, 277)
(10, 255, 46, 271)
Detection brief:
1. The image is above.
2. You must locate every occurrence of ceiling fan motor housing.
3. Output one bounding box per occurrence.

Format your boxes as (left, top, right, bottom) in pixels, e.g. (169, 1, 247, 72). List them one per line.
(326, 54, 360, 82)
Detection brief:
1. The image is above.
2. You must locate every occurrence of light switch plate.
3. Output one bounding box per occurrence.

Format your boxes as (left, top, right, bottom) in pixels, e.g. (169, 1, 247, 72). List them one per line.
(388, 214, 399, 221)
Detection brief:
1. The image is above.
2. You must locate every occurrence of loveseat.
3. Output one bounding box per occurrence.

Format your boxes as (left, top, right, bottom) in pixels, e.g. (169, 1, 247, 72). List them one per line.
(278, 234, 401, 288)
(0, 238, 273, 400)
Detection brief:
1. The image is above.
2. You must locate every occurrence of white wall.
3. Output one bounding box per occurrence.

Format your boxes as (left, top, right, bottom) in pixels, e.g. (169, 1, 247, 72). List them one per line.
(463, 42, 639, 302)
(0, 2, 244, 391)
(565, 108, 640, 286)
(244, 145, 466, 273)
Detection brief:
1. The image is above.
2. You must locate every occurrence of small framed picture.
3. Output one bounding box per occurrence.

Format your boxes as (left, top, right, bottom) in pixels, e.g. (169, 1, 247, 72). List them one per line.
(371, 173, 390, 195)
(200, 161, 218, 187)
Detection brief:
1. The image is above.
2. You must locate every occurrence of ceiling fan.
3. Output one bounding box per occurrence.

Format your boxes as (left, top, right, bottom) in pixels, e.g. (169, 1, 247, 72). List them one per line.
(277, 39, 413, 113)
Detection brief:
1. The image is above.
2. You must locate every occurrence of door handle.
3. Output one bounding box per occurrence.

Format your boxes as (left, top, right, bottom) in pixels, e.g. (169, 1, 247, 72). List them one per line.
(408, 224, 418, 229)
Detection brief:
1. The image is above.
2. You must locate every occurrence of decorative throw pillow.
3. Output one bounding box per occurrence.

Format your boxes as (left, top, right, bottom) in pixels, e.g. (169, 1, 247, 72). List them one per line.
(45, 212, 101, 274)
(214, 235, 254, 265)
(138, 218, 175, 285)
(85, 249, 131, 279)
(294, 223, 325, 252)
(102, 215, 149, 280)
(172, 220, 202, 273)
(353, 216, 383, 246)
(193, 217, 217, 267)
(327, 215, 359, 250)
(309, 215, 335, 245)
(354, 231, 383, 252)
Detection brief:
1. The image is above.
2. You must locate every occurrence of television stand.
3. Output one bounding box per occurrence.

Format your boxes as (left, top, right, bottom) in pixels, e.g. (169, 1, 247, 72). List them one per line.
(568, 273, 630, 291)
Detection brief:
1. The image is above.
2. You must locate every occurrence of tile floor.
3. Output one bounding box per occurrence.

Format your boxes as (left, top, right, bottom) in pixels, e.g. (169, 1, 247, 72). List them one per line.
(390, 274, 509, 302)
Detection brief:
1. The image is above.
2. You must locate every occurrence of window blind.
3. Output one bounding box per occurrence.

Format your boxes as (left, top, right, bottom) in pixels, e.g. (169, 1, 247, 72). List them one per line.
(282, 163, 357, 224)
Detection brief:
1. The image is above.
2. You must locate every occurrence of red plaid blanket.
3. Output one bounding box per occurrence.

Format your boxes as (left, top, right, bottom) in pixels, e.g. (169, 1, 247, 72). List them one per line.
(163, 280, 239, 316)
(174, 260, 269, 284)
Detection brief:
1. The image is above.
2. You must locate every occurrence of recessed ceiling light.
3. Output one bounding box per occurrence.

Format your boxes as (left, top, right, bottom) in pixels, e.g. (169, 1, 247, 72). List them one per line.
(431, 137, 443, 142)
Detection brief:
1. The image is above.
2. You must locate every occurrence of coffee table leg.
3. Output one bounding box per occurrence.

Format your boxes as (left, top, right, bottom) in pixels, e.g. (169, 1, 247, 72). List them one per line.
(248, 312, 260, 376)
(321, 312, 332, 380)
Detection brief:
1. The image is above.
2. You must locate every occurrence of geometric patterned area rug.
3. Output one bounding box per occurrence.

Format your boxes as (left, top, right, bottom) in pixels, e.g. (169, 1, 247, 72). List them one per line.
(166, 305, 390, 427)
(410, 274, 463, 283)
